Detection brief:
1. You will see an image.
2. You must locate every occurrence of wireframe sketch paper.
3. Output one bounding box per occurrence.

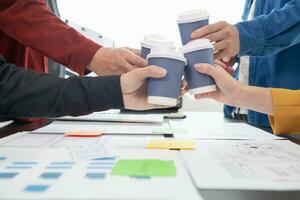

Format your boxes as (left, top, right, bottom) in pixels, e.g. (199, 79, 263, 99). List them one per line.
(181, 140, 300, 190)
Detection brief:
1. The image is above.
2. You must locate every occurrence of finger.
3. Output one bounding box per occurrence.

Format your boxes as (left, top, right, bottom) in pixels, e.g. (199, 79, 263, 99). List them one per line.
(134, 65, 167, 80)
(214, 50, 230, 60)
(180, 87, 188, 96)
(124, 47, 141, 56)
(127, 53, 147, 67)
(123, 61, 138, 72)
(213, 40, 229, 53)
(202, 30, 226, 43)
(222, 57, 231, 63)
(194, 63, 217, 77)
(195, 91, 218, 99)
(214, 59, 227, 69)
(191, 21, 227, 39)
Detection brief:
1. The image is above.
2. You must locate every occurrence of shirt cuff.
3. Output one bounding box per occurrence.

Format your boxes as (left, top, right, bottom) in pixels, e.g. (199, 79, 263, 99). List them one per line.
(69, 39, 101, 76)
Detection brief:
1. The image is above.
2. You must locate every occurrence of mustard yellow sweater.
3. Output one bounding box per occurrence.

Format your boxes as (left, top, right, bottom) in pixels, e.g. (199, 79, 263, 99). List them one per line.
(269, 88, 300, 135)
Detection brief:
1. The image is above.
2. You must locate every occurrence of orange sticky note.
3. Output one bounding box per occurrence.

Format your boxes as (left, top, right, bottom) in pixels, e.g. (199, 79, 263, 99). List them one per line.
(65, 131, 103, 137)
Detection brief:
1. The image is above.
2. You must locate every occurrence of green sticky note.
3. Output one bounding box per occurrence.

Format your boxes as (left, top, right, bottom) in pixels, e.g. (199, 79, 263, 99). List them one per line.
(111, 159, 176, 177)
(151, 128, 187, 134)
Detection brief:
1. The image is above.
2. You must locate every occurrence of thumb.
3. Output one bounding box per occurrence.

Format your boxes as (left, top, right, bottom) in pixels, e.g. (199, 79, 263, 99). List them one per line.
(135, 65, 167, 80)
(120, 66, 166, 94)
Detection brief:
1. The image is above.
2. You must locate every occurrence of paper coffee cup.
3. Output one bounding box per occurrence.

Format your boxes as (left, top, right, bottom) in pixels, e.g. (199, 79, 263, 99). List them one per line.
(141, 34, 175, 59)
(147, 47, 187, 106)
(177, 9, 210, 45)
(180, 39, 216, 95)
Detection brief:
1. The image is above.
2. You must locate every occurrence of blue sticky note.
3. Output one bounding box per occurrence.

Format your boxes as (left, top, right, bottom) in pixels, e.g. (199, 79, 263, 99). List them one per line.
(93, 157, 116, 161)
(50, 162, 75, 165)
(40, 172, 62, 179)
(46, 166, 72, 169)
(25, 185, 49, 192)
(85, 173, 106, 179)
(13, 162, 37, 165)
(0, 172, 18, 179)
(87, 166, 113, 169)
(6, 166, 32, 169)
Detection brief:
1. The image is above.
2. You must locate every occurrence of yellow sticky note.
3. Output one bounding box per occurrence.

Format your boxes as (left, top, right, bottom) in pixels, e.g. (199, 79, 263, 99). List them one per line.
(65, 131, 102, 137)
(146, 140, 196, 150)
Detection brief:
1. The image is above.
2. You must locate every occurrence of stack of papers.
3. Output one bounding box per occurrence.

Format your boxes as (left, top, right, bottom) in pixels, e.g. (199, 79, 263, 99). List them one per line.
(33, 121, 171, 135)
(56, 112, 164, 123)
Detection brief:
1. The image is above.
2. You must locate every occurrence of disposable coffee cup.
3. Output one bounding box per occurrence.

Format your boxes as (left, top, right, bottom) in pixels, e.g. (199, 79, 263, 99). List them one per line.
(180, 39, 216, 95)
(141, 34, 175, 59)
(177, 9, 209, 45)
(147, 47, 187, 106)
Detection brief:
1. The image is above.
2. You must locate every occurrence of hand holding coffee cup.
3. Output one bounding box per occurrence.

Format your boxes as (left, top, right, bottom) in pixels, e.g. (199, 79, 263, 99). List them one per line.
(147, 47, 187, 106)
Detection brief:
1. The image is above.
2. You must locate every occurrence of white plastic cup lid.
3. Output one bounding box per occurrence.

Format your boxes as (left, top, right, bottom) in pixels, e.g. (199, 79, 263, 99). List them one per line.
(179, 39, 214, 54)
(141, 34, 175, 49)
(177, 9, 209, 24)
(147, 47, 187, 64)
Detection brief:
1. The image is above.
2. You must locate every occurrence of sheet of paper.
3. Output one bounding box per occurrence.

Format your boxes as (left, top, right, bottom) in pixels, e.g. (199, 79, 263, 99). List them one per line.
(151, 128, 188, 134)
(181, 140, 300, 190)
(0, 132, 103, 149)
(0, 147, 202, 200)
(111, 159, 176, 177)
(0, 120, 13, 129)
(146, 140, 196, 150)
(33, 121, 170, 135)
(102, 135, 164, 150)
(56, 112, 164, 123)
(170, 118, 281, 140)
(0, 132, 60, 148)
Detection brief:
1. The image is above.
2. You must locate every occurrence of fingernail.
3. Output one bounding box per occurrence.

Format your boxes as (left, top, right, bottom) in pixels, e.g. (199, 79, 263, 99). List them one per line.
(194, 64, 203, 71)
(157, 68, 167, 75)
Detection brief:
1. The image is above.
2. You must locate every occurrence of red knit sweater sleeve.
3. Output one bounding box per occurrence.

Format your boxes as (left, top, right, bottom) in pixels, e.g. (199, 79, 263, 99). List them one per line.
(0, 0, 101, 75)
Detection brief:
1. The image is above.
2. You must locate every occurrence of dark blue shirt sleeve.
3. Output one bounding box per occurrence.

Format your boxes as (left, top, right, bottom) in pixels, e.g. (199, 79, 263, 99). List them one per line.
(0, 56, 124, 118)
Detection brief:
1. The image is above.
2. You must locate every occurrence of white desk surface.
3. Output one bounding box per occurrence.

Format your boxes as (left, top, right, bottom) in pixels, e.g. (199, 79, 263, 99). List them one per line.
(0, 111, 300, 200)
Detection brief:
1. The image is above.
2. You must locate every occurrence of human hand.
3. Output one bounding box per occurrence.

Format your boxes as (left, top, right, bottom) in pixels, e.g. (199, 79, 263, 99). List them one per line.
(191, 21, 240, 59)
(89, 47, 147, 76)
(194, 63, 273, 115)
(215, 59, 235, 76)
(120, 65, 168, 110)
(193, 63, 243, 107)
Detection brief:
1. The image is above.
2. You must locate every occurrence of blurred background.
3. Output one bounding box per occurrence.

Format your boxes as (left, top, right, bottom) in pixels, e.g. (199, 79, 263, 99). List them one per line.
(57, 0, 245, 112)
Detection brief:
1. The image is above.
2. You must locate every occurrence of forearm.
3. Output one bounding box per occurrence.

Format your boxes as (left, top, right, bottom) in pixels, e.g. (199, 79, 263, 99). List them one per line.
(235, 85, 274, 115)
(0, 58, 124, 118)
(0, 0, 101, 74)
